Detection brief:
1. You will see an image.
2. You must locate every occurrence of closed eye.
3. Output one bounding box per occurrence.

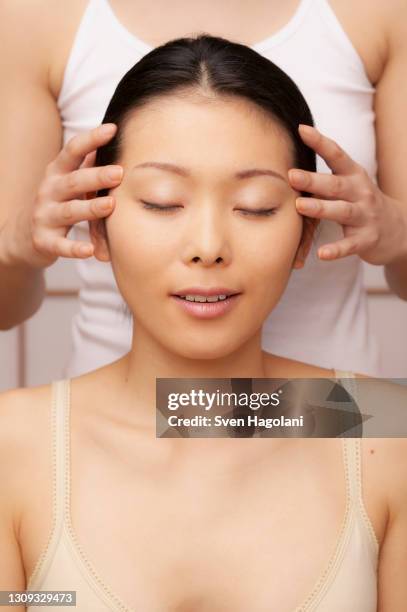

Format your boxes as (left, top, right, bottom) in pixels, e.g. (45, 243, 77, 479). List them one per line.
(235, 208, 277, 217)
(140, 200, 181, 212)
(140, 201, 277, 216)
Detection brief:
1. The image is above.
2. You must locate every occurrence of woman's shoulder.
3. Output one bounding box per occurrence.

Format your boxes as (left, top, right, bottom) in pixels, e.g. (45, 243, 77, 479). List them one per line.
(0, 384, 54, 528)
(0, 382, 53, 440)
(263, 351, 336, 378)
(0, 380, 51, 407)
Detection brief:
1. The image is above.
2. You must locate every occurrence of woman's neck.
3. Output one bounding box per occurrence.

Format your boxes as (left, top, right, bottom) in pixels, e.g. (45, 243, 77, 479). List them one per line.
(113, 323, 269, 428)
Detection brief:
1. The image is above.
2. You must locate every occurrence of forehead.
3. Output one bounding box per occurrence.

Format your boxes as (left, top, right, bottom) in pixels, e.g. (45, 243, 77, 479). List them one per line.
(119, 94, 295, 172)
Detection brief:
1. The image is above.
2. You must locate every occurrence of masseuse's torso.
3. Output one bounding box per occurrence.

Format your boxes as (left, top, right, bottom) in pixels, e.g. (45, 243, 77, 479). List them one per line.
(15, 354, 392, 611)
(46, 0, 387, 100)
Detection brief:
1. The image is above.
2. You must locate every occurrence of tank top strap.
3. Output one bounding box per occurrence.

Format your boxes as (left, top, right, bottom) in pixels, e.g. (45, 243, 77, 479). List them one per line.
(51, 378, 71, 527)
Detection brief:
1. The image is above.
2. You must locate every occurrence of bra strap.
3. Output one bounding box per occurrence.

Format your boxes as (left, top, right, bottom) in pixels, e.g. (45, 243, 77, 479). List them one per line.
(333, 369, 358, 403)
(342, 436, 362, 504)
(334, 374, 378, 542)
(332, 371, 359, 504)
(52, 379, 71, 528)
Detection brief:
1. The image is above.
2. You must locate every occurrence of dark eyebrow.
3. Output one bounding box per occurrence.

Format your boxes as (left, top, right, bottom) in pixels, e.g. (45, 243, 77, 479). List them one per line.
(131, 161, 286, 182)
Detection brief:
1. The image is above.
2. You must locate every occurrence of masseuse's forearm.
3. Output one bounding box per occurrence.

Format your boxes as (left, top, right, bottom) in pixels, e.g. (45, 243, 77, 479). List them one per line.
(384, 202, 407, 300)
(385, 255, 407, 300)
(0, 258, 45, 330)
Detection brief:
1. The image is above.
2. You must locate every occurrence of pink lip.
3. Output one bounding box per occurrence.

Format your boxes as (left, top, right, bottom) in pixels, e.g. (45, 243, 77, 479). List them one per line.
(170, 293, 241, 319)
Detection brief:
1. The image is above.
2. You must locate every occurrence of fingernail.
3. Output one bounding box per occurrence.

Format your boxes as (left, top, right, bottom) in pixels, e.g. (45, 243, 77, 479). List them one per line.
(289, 169, 307, 185)
(98, 201, 112, 212)
(320, 247, 332, 258)
(299, 124, 315, 135)
(79, 244, 93, 256)
(106, 166, 123, 181)
(100, 123, 116, 136)
(297, 198, 315, 211)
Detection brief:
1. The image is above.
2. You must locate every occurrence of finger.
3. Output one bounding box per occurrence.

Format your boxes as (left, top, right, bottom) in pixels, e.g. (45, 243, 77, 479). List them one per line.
(288, 169, 357, 201)
(80, 150, 96, 169)
(295, 197, 364, 226)
(297, 125, 359, 175)
(317, 237, 361, 260)
(48, 196, 115, 226)
(52, 165, 123, 200)
(49, 123, 117, 174)
(39, 235, 95, 259)
(80, 152, 98, 199)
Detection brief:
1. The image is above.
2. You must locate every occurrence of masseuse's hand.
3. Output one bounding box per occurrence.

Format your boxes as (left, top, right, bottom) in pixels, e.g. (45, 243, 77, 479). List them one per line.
(7, 124, 123, 269)
(288, 125, 407, 265)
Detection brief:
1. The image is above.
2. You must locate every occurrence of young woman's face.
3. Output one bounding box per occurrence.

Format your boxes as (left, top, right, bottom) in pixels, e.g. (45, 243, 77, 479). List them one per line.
(91, 94, 312, 359)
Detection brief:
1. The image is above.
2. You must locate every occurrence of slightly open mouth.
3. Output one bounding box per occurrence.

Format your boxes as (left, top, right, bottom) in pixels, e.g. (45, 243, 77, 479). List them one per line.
(173, 294, 239, 303)
(170, 293, 241, 318)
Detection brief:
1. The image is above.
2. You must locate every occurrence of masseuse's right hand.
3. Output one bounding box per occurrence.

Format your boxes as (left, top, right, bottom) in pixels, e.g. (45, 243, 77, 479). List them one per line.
(4, 123, 123, 269)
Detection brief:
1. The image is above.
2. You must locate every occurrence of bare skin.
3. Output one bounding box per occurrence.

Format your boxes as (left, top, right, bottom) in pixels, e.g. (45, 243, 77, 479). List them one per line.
(0, 355, 406, 611)
(1, 0, 407, 328)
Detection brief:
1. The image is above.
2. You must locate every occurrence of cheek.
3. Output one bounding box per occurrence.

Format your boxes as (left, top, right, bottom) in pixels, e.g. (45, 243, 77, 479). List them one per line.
(241, 211, 303, 305)
(242, 209, 302, 269)
(105, 205, 175, 299)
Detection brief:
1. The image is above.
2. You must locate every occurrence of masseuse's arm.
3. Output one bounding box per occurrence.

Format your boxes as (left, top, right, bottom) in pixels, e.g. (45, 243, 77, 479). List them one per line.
(0, 1, 61, 329)
(288, 2, 407, 300)
(377, 3, 407, 299)
(0, 1, 121, 330)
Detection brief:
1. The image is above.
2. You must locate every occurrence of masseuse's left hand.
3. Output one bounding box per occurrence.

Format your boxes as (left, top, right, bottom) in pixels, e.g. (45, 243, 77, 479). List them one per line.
(288, 124, 407, 266)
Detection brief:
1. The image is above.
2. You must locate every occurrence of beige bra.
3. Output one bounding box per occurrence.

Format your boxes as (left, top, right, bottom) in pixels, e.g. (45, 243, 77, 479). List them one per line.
(26, 371, 379, 611)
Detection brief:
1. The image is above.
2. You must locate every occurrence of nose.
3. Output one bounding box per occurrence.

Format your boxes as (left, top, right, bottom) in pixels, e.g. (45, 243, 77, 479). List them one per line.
(181, 201, 232, 267)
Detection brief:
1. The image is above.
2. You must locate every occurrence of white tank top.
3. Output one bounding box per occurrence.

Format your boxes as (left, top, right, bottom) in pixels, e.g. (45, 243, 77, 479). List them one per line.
(59, 0, 381, 379)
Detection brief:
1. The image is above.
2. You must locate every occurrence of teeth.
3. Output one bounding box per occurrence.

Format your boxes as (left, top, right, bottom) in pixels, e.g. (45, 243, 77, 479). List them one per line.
(181, 294, 228, 303)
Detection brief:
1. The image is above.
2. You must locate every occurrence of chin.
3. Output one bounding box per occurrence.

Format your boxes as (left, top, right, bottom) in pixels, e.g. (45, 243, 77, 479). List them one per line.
(167, 335, 249, 361)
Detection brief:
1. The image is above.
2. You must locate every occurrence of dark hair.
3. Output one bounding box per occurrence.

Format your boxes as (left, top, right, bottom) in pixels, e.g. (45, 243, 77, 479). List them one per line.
(95, 33, 316, 184)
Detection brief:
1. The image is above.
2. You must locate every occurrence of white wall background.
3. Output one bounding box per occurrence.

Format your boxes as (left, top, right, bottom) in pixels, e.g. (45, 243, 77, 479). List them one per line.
(1, 259, 407, 391)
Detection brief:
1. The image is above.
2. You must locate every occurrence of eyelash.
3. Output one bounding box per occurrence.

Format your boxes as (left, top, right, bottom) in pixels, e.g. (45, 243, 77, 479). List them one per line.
(140, 201, 277, 217)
